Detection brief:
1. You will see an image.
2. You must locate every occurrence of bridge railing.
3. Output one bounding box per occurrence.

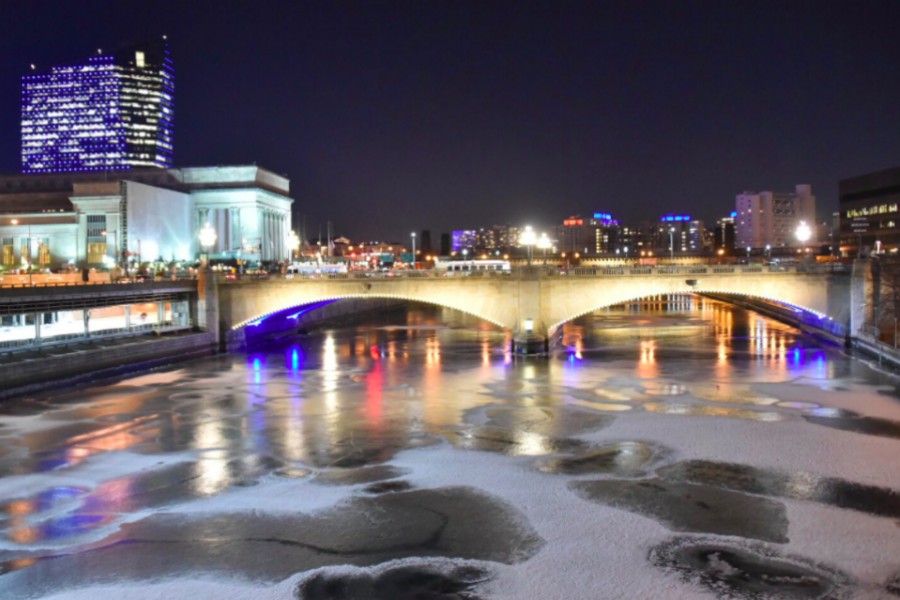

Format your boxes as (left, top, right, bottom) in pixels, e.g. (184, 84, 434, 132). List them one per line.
(219, 262, 850, 282)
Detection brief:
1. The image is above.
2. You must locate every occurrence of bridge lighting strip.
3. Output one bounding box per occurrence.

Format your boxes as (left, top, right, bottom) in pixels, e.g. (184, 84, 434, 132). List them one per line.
(231, 293, 507, 331)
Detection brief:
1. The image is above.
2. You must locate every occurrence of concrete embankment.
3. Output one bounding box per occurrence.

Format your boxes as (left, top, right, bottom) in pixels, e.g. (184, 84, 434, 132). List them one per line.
(0, 332, 217, 400)
(851, 334, 900, 371)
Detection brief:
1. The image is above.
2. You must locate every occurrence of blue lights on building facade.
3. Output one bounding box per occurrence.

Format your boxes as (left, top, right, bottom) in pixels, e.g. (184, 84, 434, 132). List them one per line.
(661, 214, 692, 222)
(592, 212, 619, 226)
(21, 39, 174, 173)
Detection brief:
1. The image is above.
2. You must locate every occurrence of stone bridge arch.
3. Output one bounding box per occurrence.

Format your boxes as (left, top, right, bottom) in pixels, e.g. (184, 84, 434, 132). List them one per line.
(212, 266, 852, 353)
(543, 275, 838, 333)
(217, 276, 525, 337)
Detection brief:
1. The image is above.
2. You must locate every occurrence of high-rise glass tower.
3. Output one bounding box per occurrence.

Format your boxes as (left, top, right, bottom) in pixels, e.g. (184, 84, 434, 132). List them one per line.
(21, 39, 174, 173)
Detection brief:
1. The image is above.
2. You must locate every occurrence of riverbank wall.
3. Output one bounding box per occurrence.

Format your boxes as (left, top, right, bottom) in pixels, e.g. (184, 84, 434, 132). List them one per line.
(0, 332, 216, 400)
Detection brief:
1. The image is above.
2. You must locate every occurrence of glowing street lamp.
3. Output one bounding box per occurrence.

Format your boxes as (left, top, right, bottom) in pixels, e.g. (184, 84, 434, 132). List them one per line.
(199, 222, 217, 267)
(519, 225, 537, 265)
(410, 232, 416, 266)
(288, 230, 300, 262)
(537, 232, 552, 263)
(795, 221, 812, 261)
(795, 221, 811, 245)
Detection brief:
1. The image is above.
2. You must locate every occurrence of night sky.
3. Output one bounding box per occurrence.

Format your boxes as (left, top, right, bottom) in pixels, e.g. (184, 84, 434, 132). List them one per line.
(2, 1, 899, 242)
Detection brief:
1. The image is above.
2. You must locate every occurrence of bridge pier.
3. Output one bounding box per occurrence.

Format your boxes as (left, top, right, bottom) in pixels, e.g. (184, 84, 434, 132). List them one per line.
(512, 331, 548, 354)
(197, 267, 221, 350)
(511, 269, 549, 354)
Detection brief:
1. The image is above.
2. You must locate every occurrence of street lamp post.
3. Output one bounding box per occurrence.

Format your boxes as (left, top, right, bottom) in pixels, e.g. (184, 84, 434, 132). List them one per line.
(410, 232, 416, 267)
(199, 222, 217, 267)
(519, 225, 537, 266)
(288, 231, 300, 264)
(537, 232, 551, 264)
(669, 227, 675, 260)
(795, 221, 812, 261)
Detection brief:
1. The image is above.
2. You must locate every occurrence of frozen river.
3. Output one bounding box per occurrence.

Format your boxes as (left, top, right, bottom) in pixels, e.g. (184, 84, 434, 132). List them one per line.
(0, 296, 898, 599)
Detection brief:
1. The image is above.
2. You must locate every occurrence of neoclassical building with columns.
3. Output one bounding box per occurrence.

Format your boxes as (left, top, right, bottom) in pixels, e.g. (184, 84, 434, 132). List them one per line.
(0, 165, 294, 271)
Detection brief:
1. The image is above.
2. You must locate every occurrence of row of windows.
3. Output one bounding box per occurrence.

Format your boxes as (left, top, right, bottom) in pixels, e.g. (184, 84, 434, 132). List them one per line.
(846, 204, 899, 218)
(1, 240, 52, 266)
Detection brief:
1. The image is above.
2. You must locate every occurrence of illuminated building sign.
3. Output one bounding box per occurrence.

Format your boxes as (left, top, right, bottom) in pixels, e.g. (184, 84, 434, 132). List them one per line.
(661, 214, 692, 222)
(21, 40, 174, 173)
(563, 218, 584, 226)
(592, 212, 619, 226)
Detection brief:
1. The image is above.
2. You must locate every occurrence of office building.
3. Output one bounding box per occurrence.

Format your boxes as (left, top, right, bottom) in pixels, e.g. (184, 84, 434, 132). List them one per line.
(735, 185, 816, 251)
(714, 213, 737, 257)
(653, 215, 705, 256)
(838, 166, 900, 257)
(21, 39, 174, 173)
(557, 216, 593, 255)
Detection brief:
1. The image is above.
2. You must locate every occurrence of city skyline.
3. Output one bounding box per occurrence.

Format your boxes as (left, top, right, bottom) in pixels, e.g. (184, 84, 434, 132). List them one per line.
(1, 1, 899, 241)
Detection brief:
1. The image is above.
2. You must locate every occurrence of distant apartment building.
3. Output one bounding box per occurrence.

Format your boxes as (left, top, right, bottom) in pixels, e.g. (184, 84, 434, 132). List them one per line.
(451, 230, 477, 253)
(838, 165, 900, 257)
(21, 39, 174, 173)
(650, 215, 705, 256)
(556, 212, 621, 256)
(735, 185, 816, 251)
(487, 224, 519, 250)
(557, 216, 593, 255)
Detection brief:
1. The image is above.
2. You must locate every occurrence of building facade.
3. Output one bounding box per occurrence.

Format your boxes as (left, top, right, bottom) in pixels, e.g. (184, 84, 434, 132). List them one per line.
(652, 214, 705, 256)
(0, 165, 292, 271)
(735, 185, 816, 251)
(21, 39, 175, 173)
(714, 213, 737, 257)
(838, 166, 900, 257)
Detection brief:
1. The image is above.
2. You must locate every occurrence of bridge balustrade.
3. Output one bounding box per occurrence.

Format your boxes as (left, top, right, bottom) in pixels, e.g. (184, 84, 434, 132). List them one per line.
(222, 262, 852, 284)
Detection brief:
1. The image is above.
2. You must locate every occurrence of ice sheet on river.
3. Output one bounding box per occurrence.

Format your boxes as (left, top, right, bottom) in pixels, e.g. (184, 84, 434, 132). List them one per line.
(0, 301, 899, 599)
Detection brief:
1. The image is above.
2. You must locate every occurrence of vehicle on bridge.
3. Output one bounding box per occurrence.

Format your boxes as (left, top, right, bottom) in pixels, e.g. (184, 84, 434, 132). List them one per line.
(434, 259, 511, 274)
(286, 262, 349, 277)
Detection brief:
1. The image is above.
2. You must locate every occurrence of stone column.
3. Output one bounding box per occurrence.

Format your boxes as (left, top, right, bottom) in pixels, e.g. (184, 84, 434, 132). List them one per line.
(276, 213, 282, 262)
(34, 312, 41, 344)
(125, 305, 132, 330)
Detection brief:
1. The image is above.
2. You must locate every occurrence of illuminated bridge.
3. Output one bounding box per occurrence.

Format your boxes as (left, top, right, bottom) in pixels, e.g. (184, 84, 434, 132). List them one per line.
(216, 263, 859, 353)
